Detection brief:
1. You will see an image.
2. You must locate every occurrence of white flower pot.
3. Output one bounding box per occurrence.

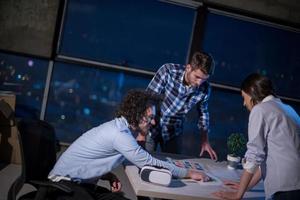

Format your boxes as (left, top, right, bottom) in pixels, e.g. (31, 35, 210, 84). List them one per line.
(227, 154, 241, 170)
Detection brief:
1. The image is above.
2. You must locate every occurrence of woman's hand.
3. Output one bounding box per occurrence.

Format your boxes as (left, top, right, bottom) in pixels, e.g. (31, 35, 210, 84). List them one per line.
(213, 190, 241, 200)
(223, 180, 240, 190)
(213, 181, 241, 199)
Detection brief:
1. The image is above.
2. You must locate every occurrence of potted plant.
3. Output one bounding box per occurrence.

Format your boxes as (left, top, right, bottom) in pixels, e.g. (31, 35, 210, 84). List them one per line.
(227, 133, 247, 169)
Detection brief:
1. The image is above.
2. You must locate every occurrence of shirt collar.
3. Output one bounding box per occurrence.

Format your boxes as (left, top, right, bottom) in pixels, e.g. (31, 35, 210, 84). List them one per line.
(262, 95, 275, 103)
(181, 72, 191, 89)
(180, 67, 196, 90)
(116, 116, 130, 131)
(180, 67, 185, 83)
(179, 65, 203, 92)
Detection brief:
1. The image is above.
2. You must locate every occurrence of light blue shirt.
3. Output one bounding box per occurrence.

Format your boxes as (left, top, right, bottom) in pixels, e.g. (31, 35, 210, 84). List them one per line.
(49, 117, 188, 183)
(245, 96, 300, 199)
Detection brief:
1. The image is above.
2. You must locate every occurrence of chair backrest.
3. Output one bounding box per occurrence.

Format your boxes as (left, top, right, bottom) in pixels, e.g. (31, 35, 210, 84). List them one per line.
(17, 119, 57, 182)
(8, 119, 58, 200)
(8, 119, 99, 200)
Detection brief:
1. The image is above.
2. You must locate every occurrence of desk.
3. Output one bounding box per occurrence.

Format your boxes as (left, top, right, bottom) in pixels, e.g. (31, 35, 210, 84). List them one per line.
(124, 156, 265, 200)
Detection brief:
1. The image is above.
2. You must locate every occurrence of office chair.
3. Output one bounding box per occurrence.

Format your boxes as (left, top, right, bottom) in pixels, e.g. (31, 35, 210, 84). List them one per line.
(7, 119, 73, 200)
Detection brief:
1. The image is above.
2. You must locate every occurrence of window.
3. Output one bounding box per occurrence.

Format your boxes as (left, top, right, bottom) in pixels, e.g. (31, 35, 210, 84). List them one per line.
(45, 62, 151, 142)
(59, 0, 195, 71)
(0, 52, 49, 118)
(202, 10, 300, 99)
(182, 88, 248, 159)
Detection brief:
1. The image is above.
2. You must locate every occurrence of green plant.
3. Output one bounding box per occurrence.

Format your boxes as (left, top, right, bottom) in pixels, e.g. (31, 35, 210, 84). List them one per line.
(227, 133, 247, 157)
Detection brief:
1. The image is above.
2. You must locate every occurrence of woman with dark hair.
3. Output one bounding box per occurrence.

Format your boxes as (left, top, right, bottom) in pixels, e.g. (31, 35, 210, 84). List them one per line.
(214, 73, 300, 200)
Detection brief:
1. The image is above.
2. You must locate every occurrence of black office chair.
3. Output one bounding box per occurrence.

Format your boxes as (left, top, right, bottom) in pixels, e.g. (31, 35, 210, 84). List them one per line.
(7, 119, 73, 200)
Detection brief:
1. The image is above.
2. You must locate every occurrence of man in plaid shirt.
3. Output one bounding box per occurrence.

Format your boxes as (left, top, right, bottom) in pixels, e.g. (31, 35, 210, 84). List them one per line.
(145, 52, 218, 160)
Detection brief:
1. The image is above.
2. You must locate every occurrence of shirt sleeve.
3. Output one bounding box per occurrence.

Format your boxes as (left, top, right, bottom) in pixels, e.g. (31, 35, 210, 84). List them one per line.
(244, 106, 267, 167)
(146, 64, 168, 94)
(196, 85, 210, 132)
(113, 130, 188, 178)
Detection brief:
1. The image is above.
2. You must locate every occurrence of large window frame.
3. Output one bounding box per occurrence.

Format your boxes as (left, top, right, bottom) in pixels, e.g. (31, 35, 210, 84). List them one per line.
(1, 0, 299, 147)
(202, 8, 300, 101)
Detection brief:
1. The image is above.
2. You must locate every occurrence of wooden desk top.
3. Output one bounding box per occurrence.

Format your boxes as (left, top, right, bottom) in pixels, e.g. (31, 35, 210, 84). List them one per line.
(124, 157, 265, 200)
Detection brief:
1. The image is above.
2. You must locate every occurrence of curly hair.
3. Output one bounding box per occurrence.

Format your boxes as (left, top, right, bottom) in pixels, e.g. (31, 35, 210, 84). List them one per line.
(116, 89, 161, 128)
(241, 73, 276, 106)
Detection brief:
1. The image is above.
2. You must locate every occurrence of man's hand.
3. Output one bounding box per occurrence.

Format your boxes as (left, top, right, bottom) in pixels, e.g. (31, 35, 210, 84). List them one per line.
(200, 141, 218, 161)
(110, 178, 121, 192)
(199, 130, 218, 160)
(213, 190, 241, 200)
(187, 169, 210, 182)
(101, 173, 122, 192)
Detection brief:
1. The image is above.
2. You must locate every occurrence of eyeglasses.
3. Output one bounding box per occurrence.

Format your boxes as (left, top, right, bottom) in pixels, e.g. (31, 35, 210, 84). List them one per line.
(141, 115, 155, 124)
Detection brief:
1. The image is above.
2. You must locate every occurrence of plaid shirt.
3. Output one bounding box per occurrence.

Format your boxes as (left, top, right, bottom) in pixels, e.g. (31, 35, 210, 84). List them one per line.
(146, 63, 211, 141)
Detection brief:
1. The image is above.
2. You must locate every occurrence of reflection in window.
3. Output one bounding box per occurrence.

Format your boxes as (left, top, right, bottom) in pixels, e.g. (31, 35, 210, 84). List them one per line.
(45, 62, 151, 142)
(202, 11, 300, 99)
(182, 88, 248, 160)
(0, 52, 48, 118)
(59, 0, 195, 71)
(284, 100, 300, 117)
(182, 87, 299, 159)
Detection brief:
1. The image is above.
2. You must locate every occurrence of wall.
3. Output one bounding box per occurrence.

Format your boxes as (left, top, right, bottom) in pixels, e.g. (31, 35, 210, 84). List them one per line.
(203, 0, 300, 25)
(0, 0, 60, 57)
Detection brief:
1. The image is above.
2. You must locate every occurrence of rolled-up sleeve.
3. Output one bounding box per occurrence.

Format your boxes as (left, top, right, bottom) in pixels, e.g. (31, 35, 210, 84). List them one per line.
(196, 86, 210, 132)
(244, 107, 267, 167)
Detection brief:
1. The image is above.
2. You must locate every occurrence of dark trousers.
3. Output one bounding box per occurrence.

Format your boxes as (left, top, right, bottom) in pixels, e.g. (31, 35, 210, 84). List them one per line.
(56, 181, 129, 200)
(161, 135, 182, 154)
(146, 133, 183, 154)
(274, 189, 300, 200)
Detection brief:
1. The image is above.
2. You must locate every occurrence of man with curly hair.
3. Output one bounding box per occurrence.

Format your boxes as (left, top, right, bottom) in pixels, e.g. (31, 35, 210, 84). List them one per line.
(48, 89, 208, 200)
